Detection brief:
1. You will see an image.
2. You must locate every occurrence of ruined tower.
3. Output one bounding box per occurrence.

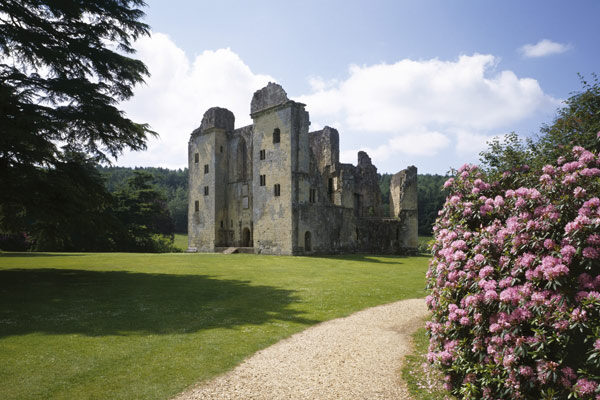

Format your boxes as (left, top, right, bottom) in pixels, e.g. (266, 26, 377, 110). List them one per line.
(187, 82, 418, 255)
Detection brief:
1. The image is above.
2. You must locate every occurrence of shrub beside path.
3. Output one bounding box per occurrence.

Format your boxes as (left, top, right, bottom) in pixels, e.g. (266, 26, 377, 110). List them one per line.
(173, 298, 428, 400)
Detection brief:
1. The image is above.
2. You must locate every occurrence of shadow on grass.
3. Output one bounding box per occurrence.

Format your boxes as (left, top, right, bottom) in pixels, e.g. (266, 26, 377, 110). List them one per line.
(0, 252, 85, 257)
(0, 269, 317, 337)
(313, 254, 425, 264)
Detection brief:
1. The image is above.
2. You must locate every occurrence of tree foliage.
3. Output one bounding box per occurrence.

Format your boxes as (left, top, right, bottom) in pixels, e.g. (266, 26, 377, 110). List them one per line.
(0, 0, 155, 234)
(380, 173, 448, 236)
(99, 166, 188, 233)
(480, 74, 600, 178)
(112, 171, 176, 252)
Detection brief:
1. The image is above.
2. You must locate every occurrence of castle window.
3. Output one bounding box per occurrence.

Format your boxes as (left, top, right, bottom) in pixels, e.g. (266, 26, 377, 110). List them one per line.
(220, 145, 223, 153)
(260, 175, 266, 186)
(309, 188, 316, 203)
(274, 183, 281, 197)
(194, 200, 199, 212)
(273, 128, 280, 144)
(220, 220, 224, 228)
(204, 164, 209, 174)
(260, 149, 266, 160)
(237, 138, 248, 181)
(194, 153, 199, 163)
(204, 186, 209, 196)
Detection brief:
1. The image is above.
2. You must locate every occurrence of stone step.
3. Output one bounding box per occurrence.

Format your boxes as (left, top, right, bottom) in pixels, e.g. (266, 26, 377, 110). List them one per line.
(222, 247, 239, 254)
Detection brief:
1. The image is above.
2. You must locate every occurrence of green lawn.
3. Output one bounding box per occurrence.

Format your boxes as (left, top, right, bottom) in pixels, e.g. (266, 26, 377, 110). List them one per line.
(0, 252, 429, 400)
(173, 233, 188, 251)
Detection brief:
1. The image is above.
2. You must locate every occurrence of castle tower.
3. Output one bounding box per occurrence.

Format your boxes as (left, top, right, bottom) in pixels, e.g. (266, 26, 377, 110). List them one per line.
(188, 107, 234, 251)
(390, 166, 418, 250)
(249, 83, 310, 255)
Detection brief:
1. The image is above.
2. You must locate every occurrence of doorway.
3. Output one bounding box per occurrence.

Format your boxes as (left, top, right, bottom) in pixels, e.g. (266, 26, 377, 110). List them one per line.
(305, 231, 312, 252)
(242, 227, 251, 247)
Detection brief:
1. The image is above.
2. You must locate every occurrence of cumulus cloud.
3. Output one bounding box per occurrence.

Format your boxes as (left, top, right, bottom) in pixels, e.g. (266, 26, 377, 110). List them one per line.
(295, 54, 558, 168)
(117, 35, 558, 172)
(519, 39, 571, 58)
(341, 129, 451, 164)
(296, 54, 556, 133)
(117, 32, 274, 168)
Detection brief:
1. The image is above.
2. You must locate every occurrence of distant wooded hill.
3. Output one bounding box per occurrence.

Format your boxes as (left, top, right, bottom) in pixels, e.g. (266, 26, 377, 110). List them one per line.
(99, 167, 448, 236)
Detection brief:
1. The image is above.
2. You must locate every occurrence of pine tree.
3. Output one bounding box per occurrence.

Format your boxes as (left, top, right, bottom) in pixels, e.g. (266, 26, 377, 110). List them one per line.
(0, 0, 155, 233)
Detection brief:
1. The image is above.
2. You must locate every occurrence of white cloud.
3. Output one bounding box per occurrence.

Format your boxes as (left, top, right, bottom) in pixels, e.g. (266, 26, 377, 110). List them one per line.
(341, 129, 451, 164)
(117, 32, 274, 168)
(295, 54, 558, 172)
(296, 54, 556, 133)
(116, 35, 558, 173)
(454, 130, 507, 155)
(519, 39, 571, 58)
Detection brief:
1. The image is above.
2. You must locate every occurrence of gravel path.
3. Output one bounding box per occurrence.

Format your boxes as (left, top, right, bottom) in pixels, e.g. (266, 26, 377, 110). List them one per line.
(173, 298, 429, 400)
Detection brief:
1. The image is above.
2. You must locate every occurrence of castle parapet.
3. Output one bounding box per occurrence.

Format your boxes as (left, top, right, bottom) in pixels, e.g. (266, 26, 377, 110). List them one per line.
(250, 82, 289, 115)
(192, 107, 235, 136)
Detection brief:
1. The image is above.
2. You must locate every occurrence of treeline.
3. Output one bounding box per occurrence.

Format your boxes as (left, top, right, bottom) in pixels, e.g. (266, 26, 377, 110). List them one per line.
(101, 168, 447, 237)
(0, 158, 179, 252)
(1, 164, 446, 252)
(379, 173, 448, 236)
(99, 166, 188, 233)
(99, 167, 447, 238)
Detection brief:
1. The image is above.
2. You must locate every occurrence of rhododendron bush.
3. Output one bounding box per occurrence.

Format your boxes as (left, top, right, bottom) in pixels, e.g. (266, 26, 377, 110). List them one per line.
(426, 144, 600, 399)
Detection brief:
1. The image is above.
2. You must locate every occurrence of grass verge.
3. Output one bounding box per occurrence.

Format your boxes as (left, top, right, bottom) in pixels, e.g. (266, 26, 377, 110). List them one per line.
(0, 252, 428, 400)
(402, 321, 454, 400)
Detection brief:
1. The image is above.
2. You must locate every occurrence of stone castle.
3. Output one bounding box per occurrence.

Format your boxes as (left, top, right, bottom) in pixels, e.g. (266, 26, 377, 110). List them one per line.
(187, 83, 417, 255)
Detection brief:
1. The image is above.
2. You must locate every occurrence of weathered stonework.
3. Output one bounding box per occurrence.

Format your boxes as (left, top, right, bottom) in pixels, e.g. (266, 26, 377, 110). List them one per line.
(188, 83, 418, 255)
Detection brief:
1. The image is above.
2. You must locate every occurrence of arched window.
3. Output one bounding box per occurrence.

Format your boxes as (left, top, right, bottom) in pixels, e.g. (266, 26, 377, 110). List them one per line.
(305, 231, 312, 252)
(273, 128, 280, 144)
(236, 138, 248, 181)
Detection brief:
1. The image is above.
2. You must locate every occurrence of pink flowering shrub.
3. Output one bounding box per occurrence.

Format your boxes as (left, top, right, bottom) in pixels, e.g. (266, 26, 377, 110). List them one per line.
(427, 145, 600, 399)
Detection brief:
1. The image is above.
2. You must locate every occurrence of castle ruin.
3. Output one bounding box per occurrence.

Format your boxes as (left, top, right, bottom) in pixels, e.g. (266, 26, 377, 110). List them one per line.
(188, 83, 417, 255)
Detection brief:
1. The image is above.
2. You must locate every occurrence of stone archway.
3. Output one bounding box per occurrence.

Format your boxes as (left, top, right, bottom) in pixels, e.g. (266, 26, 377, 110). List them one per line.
(305, 231, 312, 252)
(242, 227, 251, 247)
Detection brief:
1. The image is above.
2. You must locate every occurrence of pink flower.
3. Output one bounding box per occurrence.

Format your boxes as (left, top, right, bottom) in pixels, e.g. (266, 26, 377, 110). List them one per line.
(484, 290, 498, 302)
(493, 195, 505, 208)
(543, 239, 555, 250)
(583, 247, 599, 259)
(479, 266, 494, 279)
(539, 174, 552, 184)
(581, 167, 600, 177)
(574, 378, 598, 395)
(562, 161, 582, 172)
(587, 234, 600, 245)
(574, 186, 587, 198)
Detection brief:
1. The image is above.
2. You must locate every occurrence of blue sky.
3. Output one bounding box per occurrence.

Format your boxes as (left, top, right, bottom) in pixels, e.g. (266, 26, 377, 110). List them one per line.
(118, 0, 600, 174)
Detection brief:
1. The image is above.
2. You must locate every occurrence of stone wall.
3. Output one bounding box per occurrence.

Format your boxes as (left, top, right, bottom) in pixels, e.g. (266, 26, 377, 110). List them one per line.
(188, 82, 418, 255)
(390, 166, 418, 249)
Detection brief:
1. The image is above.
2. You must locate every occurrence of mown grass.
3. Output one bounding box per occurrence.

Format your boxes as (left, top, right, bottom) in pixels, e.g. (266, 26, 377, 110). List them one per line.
(173, 233, 188, 251)
(0, 252, 429, 400)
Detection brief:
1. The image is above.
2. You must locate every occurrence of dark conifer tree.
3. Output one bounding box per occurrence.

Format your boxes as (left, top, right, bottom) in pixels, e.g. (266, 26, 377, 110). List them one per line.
(0, 0, 155, 234)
